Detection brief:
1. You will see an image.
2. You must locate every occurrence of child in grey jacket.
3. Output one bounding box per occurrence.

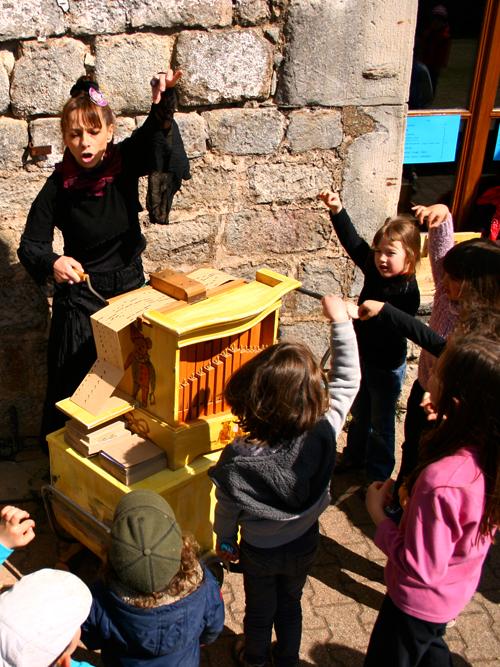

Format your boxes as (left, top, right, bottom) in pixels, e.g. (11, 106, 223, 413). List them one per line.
(209, 295, 360, 667)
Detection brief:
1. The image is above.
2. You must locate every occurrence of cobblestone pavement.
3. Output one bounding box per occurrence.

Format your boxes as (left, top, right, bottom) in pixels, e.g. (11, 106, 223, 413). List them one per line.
(1, 436, 499, 667)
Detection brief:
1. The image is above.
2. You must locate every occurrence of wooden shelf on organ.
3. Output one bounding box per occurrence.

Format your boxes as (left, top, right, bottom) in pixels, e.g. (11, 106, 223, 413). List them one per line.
(56, 267, 301, 470)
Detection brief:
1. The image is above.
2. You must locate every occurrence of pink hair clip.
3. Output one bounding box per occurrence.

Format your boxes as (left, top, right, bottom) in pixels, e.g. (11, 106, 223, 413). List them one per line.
(88, 87, 108, 107)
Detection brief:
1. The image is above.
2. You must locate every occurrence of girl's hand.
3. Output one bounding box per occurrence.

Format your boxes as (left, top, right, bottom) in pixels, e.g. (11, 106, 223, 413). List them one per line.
(412, 204, 449, 228)
(322, 294, 349, 323)
(151, 69, 182, 104)
(345, 301, 360, 320)
(420, 391, 438, 421)
(317, 190, 342, 214)
(358, 300, 384, 320)
(365, 479, 393, 526)
(216, 541, 239, 562)
(53, 256, 84, 284)
(0, 506, 35, 549)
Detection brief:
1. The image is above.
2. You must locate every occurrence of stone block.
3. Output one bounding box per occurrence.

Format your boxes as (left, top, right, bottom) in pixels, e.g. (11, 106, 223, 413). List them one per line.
(173, 161, 237, 210)
(0, 50, 13, 113)
(94, 34, 174, 115)
(143, 215, 219, 268)
(0, 0, 65, 41)
(0, 117, 27, 169)
(113, 117, 137, 144)
(277, 0, 416, 107)
(66, 0, 128, 36)
(235, 0, 270, 25)
(279, 320, 330, 361)
(175, 30, 273, 106)
(11, 38, 86, 117)
(0, 277, 48, 333)
(287, 109, 342, 153)
(129, 0, 232, 29)
(203, 108, 285, 155)
(0, 172, 48, 217)
(223, 209, 330, 255)
(29, 118, 65, 168)
(342, 105, 406, 241)
(248, 163, 331, 203)
(296, 260, 350, 315)
(175, 113, 208, 158)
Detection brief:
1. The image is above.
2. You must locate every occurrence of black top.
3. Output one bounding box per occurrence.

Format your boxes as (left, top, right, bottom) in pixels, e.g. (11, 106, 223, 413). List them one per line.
(330, 208, 420, 368)
(379, 303, 446, 358)
(18, 90, 189, 283)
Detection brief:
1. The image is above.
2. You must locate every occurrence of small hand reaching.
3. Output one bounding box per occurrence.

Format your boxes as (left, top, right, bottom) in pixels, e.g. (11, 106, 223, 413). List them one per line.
(412, 204, 450, 228)
(365, 479, 393, 526)
(0, 505, 36, 550)
(358, 300, 384, 321)
(317, 190, 343, 214)
(322, 294, 349, 323)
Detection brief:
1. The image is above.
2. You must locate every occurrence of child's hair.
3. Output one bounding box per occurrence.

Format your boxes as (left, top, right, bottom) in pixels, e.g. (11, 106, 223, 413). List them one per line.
(443, 238, 500, 308)
(372, 215, 421, 275)
(107, 534, 202, 609)
(224, 341, 329, 446)
(408, 334, 500, 538)
(61, 75, 114, 134)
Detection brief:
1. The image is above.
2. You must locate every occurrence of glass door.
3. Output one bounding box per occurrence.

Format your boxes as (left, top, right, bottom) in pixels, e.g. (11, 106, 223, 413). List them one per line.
(399, 0, 500, 235)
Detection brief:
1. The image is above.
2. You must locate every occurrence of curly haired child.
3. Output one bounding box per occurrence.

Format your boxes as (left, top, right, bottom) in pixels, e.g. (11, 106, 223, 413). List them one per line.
(81, 490, 224, 666)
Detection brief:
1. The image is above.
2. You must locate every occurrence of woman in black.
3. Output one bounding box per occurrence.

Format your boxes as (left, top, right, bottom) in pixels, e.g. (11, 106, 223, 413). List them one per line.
(18, 70, 190, 443)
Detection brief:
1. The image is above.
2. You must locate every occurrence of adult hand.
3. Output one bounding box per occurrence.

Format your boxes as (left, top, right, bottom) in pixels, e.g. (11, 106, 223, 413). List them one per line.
(322, 294, 349, 323)
(412, 204, 450, 228)
(151, 69, 182, 104)
(0, 506, 35, 549)
(358, 300, 384, 320)
(420, 391, 438, 421)
(365, 479, 393, 526)
(317, 190, 343, 214)
(53, 256, 84, 284)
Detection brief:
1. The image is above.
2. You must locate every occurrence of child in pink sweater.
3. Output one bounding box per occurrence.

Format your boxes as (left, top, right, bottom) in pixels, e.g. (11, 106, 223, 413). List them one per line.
(364, 333, 499, 665)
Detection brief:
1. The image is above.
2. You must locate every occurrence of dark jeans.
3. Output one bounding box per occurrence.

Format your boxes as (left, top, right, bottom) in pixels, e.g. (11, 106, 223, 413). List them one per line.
(344, 361, 406, 481)
(392, 379, 430, 504)
(240, 523, 319, 667)
(364, 595, 452, 666)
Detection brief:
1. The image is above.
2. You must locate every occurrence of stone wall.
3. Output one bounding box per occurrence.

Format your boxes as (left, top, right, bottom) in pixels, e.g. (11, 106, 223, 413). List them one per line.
(0, 0, 417, 437)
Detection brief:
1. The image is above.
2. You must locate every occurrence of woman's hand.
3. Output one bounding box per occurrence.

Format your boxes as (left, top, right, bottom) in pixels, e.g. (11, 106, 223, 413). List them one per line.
(365, 479, 393, 526)
(151, 69, 182, 104)
(53, 256, 84, 284)
(317, 190, 343, 214)
(412, 204, 450, 228)
(358, 300, 384, 320)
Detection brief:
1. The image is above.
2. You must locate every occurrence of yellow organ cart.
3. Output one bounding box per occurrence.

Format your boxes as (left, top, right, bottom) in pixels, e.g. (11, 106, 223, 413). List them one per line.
(44, 268, 300, 560)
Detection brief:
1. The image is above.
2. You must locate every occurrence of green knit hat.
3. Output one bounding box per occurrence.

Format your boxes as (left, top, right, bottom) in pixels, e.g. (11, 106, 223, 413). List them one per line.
(109, 490, 183, 594)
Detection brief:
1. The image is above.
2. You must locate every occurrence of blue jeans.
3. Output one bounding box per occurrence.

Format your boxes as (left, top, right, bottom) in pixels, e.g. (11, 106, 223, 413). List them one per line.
(240, 522, 319, 667)
(344, 361, 406, 482)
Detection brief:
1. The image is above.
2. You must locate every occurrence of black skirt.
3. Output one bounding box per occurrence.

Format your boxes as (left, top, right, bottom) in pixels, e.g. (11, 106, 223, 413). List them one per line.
(41, 256, 145, 439)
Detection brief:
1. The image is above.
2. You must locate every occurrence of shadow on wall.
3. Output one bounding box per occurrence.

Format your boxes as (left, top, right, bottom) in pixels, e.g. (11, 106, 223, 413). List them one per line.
(0, 231, 49, 449)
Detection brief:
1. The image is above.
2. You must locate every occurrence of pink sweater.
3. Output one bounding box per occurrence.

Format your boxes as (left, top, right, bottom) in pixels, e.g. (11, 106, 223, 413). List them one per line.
(375, 447, 493, 623)
(418, 213, 458, 389)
